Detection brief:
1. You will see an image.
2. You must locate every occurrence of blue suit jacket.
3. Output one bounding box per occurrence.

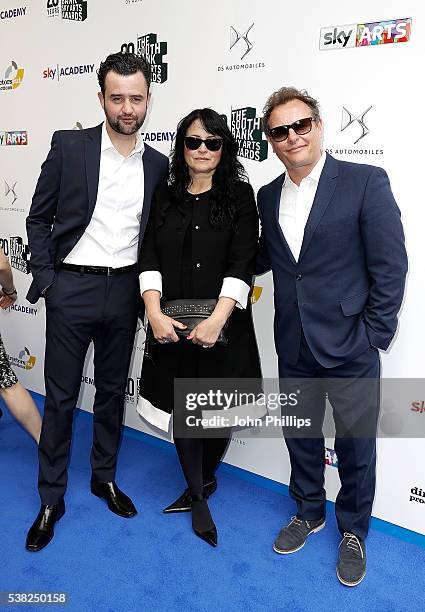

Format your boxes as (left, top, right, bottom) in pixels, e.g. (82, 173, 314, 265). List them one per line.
(26, 123, 168, 304)
(256, 153, 408, 368)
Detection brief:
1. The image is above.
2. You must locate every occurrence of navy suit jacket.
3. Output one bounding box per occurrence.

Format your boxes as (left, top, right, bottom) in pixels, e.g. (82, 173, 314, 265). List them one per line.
(256, 153, 408, 368)
(26, 123, 168, 304)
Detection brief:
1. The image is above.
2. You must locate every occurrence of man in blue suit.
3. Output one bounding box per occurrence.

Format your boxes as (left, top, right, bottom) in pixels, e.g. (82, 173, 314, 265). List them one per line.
(25, 53, 168, 551)
(256, 87, 407, 586)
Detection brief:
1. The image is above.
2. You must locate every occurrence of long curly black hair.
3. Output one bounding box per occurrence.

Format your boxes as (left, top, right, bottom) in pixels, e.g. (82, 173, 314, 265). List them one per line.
(168, 108, 247, 230)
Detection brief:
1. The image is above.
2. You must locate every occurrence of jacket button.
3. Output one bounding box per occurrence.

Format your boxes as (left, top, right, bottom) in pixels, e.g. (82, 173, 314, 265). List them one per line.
(296, 273, 303, 281)
(196, 263, 201, 268)
(195, 225, 199, 230)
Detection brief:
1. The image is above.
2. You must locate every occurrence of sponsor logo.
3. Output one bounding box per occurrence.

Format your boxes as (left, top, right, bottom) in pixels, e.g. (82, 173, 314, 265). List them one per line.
(0, 236, 30, 273)
(411, 401, 425, 414)
(0, 131, 28, 146)
(7, 303, 38, 317)
(47, 0, 88, 21)
(341, 105, 372, 144)
(43, 63, 95, 81)
(125, 376, 140, 405)
(0, 6, 27, 20)
(230, 23, 254, 60)
(320, 18, 411, 50)
(8, 346, 37, 370)
(140, 130, 175, 143)
(250, 286, 263, 304)
(218, 23, 265, 72)
(326, 105, 383, 157)
(121, 33, 168, 84)
(0, 60, 24, 92)
(325, 447, 338, 467)
(73, 121, 83, 130)
(1, 180, 24, 213)
(409, 486, 425, 505)
(124, 0, 143, 4)
(231, 107, 268, 162)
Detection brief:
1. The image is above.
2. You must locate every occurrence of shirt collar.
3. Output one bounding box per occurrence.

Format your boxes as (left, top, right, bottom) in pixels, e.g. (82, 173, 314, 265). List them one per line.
(101, 122, 144, 156)
(283, 151, 327, 188)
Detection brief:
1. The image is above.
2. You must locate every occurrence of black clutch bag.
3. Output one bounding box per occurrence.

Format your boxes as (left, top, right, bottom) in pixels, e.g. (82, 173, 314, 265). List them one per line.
(150, 298, 228, 346)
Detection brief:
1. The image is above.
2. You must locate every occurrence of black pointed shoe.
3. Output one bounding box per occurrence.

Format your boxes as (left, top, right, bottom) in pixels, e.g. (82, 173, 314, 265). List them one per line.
(163, 478, 217, 513)
(90, 481, 137, 518)
(191, 493, 217, 548)
(26, 500, 65, 552)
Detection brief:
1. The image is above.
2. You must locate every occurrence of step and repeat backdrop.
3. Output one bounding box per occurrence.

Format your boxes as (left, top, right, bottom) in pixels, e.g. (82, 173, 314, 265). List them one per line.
(1, 0, 424, 534)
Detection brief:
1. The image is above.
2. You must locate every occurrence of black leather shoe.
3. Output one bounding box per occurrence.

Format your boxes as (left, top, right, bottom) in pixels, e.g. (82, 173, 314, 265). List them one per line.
(191, 493, 217, 547)
(26, 500, 65, 552)
(90, 481, 137, 518)
(163, 478, 217, 514)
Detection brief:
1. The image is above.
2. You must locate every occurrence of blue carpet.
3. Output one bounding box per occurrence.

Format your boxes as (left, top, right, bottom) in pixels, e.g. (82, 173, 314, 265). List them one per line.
(0, 393, 423, 612)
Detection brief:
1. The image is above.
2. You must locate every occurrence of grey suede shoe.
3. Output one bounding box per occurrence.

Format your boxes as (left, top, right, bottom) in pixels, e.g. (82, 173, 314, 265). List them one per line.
(336, 533, 366, 586)
(273, 515, 326, 554)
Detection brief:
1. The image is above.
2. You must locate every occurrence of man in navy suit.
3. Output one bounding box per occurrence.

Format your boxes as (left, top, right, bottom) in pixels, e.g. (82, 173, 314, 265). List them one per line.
(256, 87, 407, 586)
(25, 52, 168, 551)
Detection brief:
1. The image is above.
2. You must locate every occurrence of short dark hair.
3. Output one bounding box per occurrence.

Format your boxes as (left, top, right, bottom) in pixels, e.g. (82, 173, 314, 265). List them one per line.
(262, 87, 321, 134)
(97, 52, 151, 95)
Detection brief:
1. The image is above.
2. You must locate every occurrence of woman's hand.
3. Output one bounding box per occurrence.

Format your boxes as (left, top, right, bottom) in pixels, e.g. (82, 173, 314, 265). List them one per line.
(149, 312, 186, 344)
(187, 314, 225, 348)
(0, 289, 17, 309)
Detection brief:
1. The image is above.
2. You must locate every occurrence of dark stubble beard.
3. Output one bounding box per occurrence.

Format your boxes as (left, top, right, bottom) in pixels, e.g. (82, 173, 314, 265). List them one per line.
(105, 109, 146, 136)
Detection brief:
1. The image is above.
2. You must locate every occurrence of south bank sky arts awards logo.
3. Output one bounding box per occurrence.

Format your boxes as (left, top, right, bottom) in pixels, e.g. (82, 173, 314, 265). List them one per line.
(231, 107, 268, 162)
(218, 23, 265, 72)
(121, 34, 168, 84)
(320, 18, 411, 50)
(0, 60, 24, 92)
(0, 236, 30, 274)
(47, 0, 87, 21)
(0, 6, 27, 20)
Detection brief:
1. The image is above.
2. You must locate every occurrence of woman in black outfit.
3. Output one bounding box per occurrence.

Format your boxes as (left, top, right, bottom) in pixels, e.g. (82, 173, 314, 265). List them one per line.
(138, 108, 261, 547)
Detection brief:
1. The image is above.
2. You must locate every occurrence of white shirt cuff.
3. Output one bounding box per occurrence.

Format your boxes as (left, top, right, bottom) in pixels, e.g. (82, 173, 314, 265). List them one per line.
(139, 271, 162, 297)
(219, 276, 250, 309)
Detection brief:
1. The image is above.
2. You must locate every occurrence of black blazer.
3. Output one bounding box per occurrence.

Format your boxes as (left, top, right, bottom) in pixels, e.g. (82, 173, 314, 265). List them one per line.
(139, 181, 259, 299)
(26, 123, 168, 303)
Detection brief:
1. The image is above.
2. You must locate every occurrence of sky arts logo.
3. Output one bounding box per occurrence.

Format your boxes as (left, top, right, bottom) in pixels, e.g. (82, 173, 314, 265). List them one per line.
(325, 447, 338, 468)
(320, 18, 411, 50)
(121, 34, 168, 84)
(43, 63, 95, 81)
(0, 6, 27, 20)
(0, 61, 24, 92)
(231, 107, 268, 162)
(0, 131, 28, 146)
(8, 346, 37, 370)
(411, 401, 425, 414)
(47, 0, 87, 21)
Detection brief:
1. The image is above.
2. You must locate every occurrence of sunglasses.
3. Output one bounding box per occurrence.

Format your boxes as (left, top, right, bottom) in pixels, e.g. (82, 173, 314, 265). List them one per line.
(184, 136, 223, 151)
(268, 117, 314, 142)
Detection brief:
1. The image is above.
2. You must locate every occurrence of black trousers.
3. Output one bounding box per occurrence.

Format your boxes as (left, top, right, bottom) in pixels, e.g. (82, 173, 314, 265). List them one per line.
(278, 332, 380, 541)
(38, 267, 139, 505)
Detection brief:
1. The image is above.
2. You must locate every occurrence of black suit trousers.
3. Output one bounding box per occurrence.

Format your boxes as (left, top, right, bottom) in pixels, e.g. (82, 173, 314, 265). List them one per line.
(38, 267, 139, 505)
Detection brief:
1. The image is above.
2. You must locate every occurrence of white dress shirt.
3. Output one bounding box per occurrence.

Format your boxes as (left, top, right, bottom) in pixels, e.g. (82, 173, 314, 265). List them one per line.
(65, 122, 145, 267)
(279, 151, 326, 262)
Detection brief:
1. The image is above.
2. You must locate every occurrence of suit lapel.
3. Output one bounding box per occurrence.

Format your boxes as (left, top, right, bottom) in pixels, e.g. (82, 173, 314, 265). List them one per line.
(138, 145, 155, 254)
(298, 153, 339, 262)
(84, 124, 102, 223)
(271, 173, 297, 266)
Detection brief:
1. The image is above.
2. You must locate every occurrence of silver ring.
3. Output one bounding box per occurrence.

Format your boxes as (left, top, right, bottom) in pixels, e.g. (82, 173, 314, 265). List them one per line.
(202, 344, 209, 348)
